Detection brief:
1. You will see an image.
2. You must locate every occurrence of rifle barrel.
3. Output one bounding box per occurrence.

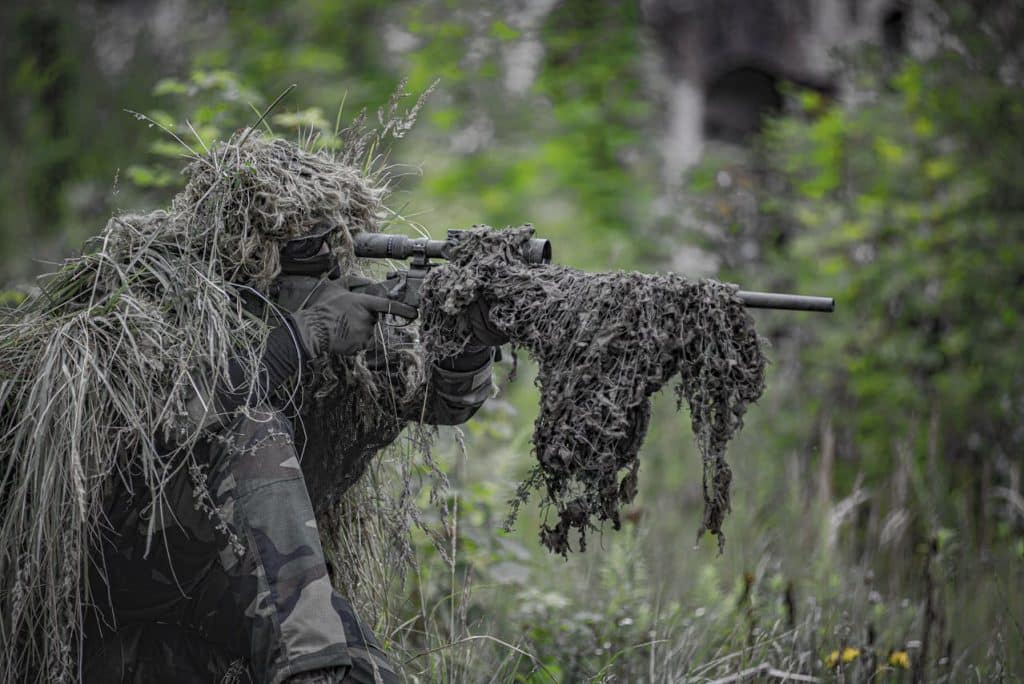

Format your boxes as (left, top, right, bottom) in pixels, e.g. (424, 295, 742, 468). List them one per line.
(737, 290, 835, 312)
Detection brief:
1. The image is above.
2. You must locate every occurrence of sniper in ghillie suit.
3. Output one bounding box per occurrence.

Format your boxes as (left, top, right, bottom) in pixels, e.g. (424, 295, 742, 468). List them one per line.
(0, 100, 829, 682)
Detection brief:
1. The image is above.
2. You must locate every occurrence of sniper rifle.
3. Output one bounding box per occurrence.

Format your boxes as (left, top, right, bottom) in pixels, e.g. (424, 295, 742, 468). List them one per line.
(353, 229, 835, 313)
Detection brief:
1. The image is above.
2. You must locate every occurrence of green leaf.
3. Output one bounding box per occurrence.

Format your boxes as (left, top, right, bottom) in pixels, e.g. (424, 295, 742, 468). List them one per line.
(490, 20, 520, 41)
(924, 157, 955, 181)
(874, 136, 905, 165)
(271, 107, 331, 131)
(153, 78, 189, 96)
(429, 107, 459, 131)
(125, 164, 178, 188)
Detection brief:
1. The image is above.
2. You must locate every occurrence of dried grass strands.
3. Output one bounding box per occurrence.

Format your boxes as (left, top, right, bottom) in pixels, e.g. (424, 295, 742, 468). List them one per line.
(418, 226, 767, 556)
(0, 129, 394, 682)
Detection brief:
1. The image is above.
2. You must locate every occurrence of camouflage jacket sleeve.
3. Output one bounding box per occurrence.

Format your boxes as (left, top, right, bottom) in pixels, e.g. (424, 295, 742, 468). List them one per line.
(406, 346, 495, 426)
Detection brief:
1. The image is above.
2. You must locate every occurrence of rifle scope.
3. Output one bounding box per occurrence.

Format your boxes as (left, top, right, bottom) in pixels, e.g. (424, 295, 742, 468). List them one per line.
(353, 232, 552, 265)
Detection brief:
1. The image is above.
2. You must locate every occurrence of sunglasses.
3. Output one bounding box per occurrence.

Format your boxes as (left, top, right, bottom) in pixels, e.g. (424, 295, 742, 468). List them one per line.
(281, 223, 336, 261)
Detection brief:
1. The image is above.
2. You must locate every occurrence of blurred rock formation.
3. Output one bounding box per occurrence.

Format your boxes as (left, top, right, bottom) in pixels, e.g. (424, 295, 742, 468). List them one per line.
(643, 0, 912, 177)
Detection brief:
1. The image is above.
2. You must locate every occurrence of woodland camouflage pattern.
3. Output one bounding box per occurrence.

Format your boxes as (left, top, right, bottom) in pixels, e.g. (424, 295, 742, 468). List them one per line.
(82, 345, 493, 682)
(84, 407, 397, 683)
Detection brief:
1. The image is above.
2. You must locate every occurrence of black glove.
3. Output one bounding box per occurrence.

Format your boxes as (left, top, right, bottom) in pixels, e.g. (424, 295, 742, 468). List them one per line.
(291, 277, 417, 359)
(348, 276, 505, 347)
(464, 298, 509, 347)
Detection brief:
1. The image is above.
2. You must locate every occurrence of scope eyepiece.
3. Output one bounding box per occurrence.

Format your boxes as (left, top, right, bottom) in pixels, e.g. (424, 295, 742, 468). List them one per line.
(525, 238, 552, 264)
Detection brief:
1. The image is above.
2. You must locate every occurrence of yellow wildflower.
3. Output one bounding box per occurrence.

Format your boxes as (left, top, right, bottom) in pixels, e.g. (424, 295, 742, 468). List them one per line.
(826, 647, 861, 668)
(889, 650, 910, 669)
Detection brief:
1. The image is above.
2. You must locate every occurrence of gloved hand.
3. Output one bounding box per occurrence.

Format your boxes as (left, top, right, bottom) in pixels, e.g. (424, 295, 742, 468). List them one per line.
(464, 298, 509, 347)
(291, 277, 417, 359)
(345, 275, 506, 347)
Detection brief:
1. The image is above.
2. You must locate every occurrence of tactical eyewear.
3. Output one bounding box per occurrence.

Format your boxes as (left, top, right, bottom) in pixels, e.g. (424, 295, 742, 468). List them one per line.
(281, 223, 335, 261)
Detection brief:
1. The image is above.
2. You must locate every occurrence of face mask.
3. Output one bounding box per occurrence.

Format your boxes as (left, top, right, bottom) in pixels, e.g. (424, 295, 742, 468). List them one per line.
(272, 274, 323, 314)
(279, 251, 338, 277)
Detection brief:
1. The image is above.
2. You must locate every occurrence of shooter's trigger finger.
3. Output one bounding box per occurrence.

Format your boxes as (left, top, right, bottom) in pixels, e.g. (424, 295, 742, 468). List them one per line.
(356, 294, 419, 321)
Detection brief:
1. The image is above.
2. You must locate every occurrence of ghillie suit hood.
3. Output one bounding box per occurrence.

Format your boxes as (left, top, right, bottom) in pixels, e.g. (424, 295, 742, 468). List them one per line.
(0, 130, 421, 682)
(419, 226, 767, 555)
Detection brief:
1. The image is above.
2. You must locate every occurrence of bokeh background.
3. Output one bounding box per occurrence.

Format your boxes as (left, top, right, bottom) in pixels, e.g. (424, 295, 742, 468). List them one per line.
(2, 0, 1022, 680)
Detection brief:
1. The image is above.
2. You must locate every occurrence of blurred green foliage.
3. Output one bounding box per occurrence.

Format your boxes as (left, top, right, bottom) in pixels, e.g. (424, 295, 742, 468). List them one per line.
(1, 0, 1021, 680)
(694, 7, 1024, 553)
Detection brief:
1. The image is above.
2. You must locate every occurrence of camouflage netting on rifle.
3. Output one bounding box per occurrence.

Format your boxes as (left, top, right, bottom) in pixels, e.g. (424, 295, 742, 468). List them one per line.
(0, 122, 426, 682)
(418, 226, 767, 555)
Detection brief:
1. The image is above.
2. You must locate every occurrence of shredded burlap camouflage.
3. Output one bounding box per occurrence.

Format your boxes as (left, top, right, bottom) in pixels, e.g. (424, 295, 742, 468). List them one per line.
(419, 226, 767, 555)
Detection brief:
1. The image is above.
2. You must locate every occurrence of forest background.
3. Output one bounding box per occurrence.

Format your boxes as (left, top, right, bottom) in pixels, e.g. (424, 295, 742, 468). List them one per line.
(1, 0, 1021, 681)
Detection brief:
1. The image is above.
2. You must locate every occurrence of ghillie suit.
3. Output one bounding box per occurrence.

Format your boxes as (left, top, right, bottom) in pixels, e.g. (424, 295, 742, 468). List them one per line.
(0, 116, 482, 683)
(419, 226, 767, 555)
(0, 111, 766, 682)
